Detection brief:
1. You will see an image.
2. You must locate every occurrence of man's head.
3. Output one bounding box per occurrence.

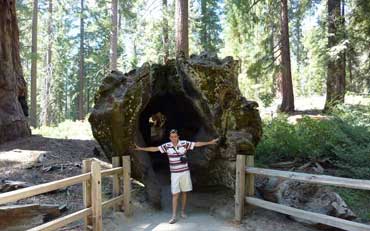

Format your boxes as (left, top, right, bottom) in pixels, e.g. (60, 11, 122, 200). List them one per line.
(169, 129, 179, 144)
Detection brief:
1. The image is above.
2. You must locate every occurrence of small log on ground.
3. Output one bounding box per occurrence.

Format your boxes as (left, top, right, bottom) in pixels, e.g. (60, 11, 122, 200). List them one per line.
(0, 180, 34, 193)
(0, 204, 63, 230)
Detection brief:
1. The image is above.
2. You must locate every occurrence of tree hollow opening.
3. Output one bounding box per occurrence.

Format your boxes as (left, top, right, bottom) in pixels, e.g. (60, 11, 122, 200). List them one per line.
(139, 92, 205, 174)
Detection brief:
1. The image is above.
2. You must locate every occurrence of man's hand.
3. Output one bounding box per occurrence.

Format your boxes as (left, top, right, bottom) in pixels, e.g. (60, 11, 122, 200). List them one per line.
(209, 138, 219, 145)
(134, 143, 142, 151)
(133, 144, 160, 152)
(194, 137, 220, 147)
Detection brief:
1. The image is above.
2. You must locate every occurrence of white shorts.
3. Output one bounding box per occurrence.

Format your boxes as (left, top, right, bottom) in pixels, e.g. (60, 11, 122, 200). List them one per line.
(171, 170, 192, 194)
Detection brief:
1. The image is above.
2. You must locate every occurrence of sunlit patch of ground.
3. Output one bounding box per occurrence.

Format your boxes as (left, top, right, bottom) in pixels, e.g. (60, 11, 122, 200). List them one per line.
(259, 95, 370, 119)
(32, 118, 93, 140)
(0, 149, 46, 168)
(103, 184, 318, 231)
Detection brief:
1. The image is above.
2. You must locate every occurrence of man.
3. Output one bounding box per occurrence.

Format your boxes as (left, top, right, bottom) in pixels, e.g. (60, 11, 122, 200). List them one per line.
(134, 129, 219, 224)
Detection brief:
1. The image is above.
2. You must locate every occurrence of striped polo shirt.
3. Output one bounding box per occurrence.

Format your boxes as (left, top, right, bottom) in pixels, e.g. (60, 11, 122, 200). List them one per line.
(158, 140, 195, 173)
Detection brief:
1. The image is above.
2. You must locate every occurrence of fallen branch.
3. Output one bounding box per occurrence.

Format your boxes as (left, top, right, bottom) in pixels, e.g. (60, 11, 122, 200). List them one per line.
(0, 180, 34, 193)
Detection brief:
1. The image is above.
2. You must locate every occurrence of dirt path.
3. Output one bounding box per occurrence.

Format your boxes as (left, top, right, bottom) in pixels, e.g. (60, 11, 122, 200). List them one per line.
(103, 175, 318, 231)
(0, 134, 319, 231)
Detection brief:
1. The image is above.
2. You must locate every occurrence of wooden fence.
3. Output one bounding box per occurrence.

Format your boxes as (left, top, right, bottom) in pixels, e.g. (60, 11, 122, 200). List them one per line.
(235, 154, 370, 231)
(0, 156, 132, 231)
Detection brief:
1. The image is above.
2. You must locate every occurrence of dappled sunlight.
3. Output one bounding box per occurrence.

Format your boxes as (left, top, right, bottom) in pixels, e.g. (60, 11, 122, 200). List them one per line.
(103, 210, 241, 231)
(0, 149, 47, 168)
(32, 119, 94, 140)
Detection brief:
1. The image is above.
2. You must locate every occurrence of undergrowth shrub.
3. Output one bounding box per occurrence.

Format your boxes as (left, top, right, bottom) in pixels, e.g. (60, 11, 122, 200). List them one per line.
(256, 105, 370, 179)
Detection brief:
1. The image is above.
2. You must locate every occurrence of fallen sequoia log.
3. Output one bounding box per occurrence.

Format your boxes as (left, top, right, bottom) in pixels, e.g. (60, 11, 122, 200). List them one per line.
(255, 175, 358, 229)
(89, 53, 263, 208)
(0, 204, 63, 230)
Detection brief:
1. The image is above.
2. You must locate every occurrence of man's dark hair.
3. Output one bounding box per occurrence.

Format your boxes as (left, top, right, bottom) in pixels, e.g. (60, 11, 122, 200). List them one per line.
(169, 129, 178, 135)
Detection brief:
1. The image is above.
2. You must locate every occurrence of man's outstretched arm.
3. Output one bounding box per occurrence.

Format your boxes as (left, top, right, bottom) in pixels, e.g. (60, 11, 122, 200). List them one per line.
(134, 144, 160, 152)
(194, 138, 219, 147)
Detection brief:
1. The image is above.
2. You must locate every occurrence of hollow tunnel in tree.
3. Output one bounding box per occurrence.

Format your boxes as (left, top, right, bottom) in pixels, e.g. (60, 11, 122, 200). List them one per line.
(138, 91, 213, 173)
(88, 53, 262, 208)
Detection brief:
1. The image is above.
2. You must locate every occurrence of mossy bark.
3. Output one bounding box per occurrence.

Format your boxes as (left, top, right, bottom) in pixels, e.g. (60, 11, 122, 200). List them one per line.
(89, 53, 262, 208)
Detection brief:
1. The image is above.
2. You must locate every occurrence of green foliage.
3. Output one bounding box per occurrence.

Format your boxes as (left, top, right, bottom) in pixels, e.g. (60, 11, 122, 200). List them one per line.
(256, 115, 300, 163)
(223, 0, 280, 101)
(259, 91, 275, 107)
(346, 0, 370, 93)
(256, 105, 370, 179)
(191, 0, 223, 53)
(335, 187, 370, 222)
(15, 0, 370, 125)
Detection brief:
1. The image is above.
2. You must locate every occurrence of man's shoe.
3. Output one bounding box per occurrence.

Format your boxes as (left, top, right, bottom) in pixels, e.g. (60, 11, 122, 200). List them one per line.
(169, 217, 177, 224)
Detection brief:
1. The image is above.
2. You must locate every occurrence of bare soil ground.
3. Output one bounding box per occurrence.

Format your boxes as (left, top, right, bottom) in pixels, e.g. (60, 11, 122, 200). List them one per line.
(0, 134, 104, 230)
(0, 134, 319, 231)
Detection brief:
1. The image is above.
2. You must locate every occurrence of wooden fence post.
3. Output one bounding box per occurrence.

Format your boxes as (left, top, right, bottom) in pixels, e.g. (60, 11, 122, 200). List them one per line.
(122, 155, 132, 217)
(91, 161, 102, 231)
(112, 156, 121, 211)
(82, 159, 92, 230)
(246, 155, 255, 197)
(235, 154, 246, 223)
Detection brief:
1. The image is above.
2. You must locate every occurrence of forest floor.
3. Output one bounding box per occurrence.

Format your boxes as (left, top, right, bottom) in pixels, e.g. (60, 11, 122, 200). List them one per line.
(259, 94, 370, 118)
(0, 123, 319, 231)
(103, 171, 317, 231)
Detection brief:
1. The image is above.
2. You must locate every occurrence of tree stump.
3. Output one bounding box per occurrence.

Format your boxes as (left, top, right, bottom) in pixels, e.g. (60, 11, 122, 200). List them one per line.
(89, 53, 262, 208)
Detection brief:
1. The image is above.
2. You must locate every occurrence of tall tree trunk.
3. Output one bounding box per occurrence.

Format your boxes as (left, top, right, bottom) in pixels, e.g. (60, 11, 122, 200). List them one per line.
(268, 3, 278, 98)
(0, 1, 31, 143)
(30, 0, 38, 127)
(325, 0, 345, 110)
(78, 0, 85, 120)
(118, 6, 121, 30)
(278, 0, 294, 112)
(175, 0, 189, 57)
(41, 0, 53, 126)
(64, 75, 68, 119)
(86, 79, 90, 114)
(110, 0, 118, 70)
(340, 0, 346, 96)
(132, 39, 138, 68)
(348, 48, 353, 91)
(162, 0, 169, 63)
(200, 0, 207, 51)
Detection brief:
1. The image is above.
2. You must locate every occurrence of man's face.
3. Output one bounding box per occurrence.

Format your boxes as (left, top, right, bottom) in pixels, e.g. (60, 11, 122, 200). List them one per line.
(169, 133, 179, 144)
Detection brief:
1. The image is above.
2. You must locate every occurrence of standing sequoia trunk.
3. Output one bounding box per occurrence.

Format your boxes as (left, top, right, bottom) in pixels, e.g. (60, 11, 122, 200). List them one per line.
(30, 0, 38, 127)
(41, 0, 53, 126)
(110, 0, 118, 70)
(278, 0, 295, 112)
(175, 0, 189, 57)
(89, 54, 262, 208)
(162, 0, 169, 63)
(78, 0, 85, 120)
(200, 0, 207, 51)
(0, 1, 31, 143)
(325, 0, 345, 110)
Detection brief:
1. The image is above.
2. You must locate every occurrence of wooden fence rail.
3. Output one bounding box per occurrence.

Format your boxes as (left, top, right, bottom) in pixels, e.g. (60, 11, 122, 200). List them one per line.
(235, 154, 370, 231)
(246, 167, 370, 190)
(0, 156, 132, 231)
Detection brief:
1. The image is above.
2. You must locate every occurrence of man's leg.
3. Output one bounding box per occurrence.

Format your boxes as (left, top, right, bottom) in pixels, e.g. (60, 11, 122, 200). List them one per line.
(171, 192, 180, 220)
(181, 192, 187, 217)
